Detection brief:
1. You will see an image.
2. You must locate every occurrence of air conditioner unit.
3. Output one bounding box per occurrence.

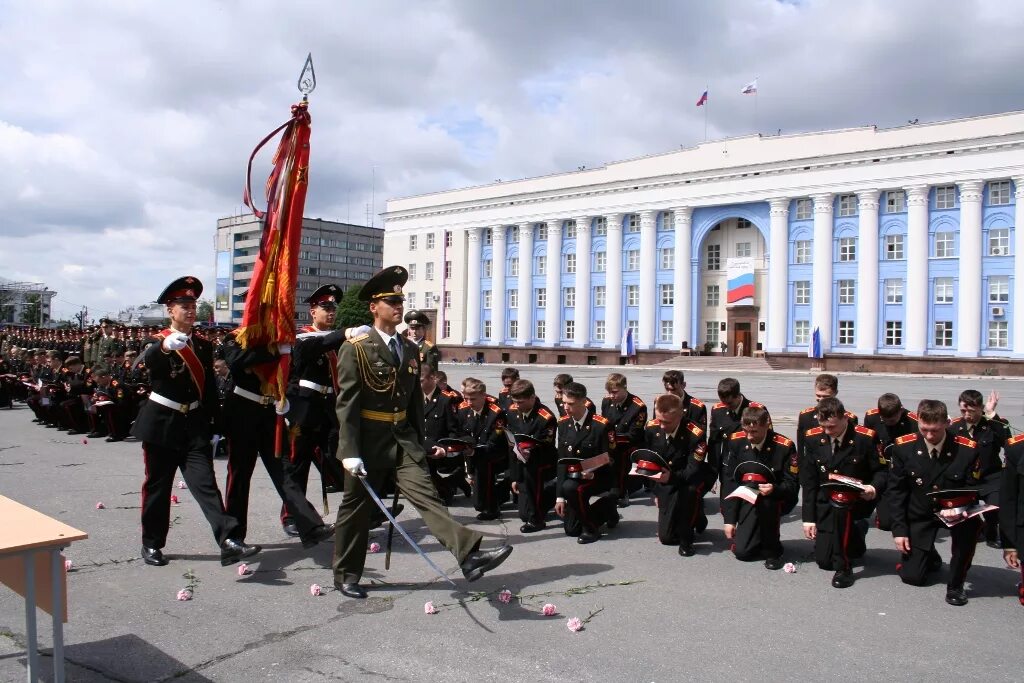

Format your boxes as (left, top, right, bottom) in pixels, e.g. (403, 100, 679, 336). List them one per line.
(992, 247, 1007, 256)
(992, 306, 1005, 317)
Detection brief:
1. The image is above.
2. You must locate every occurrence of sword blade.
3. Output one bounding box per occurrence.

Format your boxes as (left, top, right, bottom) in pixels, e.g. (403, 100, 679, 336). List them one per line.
(358, 477, 457, 588)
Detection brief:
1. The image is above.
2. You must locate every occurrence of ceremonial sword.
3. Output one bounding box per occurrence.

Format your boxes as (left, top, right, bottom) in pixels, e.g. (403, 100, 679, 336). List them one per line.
(358, 477, 458, 588)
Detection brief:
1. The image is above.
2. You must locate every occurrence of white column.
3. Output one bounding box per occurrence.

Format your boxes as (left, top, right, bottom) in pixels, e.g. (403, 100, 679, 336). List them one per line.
(855, 190, 880, 354)
(811, 194, 834, 351)
(545, 219, 562, 346)
(767, 198, 789, 352)
(638, 210, 657, 349)
(516, 223, 534, 346)
(1014, 178, 1024, 356)
(672, 207, 693, 350)
(605, 213, 623, 349)
(575, 217, 592, 347)
(957, 180, 985, 356)
(464, 227, 482, 345)
(491, 225, 506, 345)
(905, 185, 930, 356)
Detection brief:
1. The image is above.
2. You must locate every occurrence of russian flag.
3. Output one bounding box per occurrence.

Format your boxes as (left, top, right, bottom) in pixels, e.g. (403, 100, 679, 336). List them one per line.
(696, 90, 708, 107)
(726, 272, 755, 304)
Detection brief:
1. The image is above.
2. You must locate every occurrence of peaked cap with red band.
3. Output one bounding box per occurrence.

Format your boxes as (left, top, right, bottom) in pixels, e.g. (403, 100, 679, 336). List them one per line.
(306, 283, 343, 308)
(156, 276, 203, 305)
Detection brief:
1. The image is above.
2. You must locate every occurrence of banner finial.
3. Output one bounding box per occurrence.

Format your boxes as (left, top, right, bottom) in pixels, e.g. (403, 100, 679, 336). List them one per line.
(297, 53, 316, 100)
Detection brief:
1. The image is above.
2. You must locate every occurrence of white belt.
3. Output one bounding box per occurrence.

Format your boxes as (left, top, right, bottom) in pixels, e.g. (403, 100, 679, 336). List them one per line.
(299, 379, 334, 394)
(149, 391, 200, 414)
(233, 385, 275, 405)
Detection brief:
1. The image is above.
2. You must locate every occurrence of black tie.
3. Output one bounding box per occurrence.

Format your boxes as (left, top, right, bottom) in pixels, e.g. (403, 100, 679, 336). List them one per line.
(389, 337, 401, 363)
(832, 439, 840, 455)
(574, 421, 581, 432)
(931, 448, 938, 459)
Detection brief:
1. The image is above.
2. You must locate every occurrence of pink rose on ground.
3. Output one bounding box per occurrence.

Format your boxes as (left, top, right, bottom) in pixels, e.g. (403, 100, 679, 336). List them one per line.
(424, 601, 438, 614)
(95, 502, 105, 509)
(176, 589, 192, 601)
(369, 542, 381, 553)
(177, 480, 187, 489)
(170, 495, 179, 504)
(310, 583, 322, 596)
(64, 559, 73, 572)
(542, 603, 557, 616)
(783, 562, 797, 574)
(237, 563, 251, 576)
(497, 589, 513, 604)
(82, 438, 88, 445)
(566, 617, 583, 632)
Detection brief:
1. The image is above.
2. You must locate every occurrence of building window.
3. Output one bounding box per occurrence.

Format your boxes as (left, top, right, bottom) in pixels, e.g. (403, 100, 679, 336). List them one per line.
(989, 321, 1009, 348)
(409, 235, 418, 250)
(736, 217, 753, 229)
(509, 320, 518, 338)
(564, 287, 575, 307)
(934, 277, 954, 304)
(482, 260, 491, 278)
(885, 279, 904, 304)
(536, 288, 546, 308)
(735, 242, 751, 258)
(795, 240, 811, 264)
(483, 228, 492, 245)
(444, 260, 452, 279)
(444, 291, 452, 309)
(838, 280, 855, 305)
(793, 281, 810, 305)
(426, 262, 435, 280)
(409, 264, 417, 281)
(445, 230, 453, 247)
(564, 319, 575, 339)
(934, 232, 955, 258)
(536, 255, 546, 274)
(565, 253, 576, 273)
(838, 237, 856, 262)
(564, 221, 577, 239)
(627, 285, 639, 306)
(626, 250, 640, 270)
(989, 180, 1011, 206)
(508, 289, 518, 309)
(508, 227, 518, 244)
(934, 321, 954, 347)
(795, 199, 812, 220)
(660, 284, 674, 305)
(662, 211, 675, 230)
(660, 320, 673, 342)
(660, 248, 674, 269)
(424, 291, 433, 304)
(793, 320, 810, 345)
(885, 321, 903, 347)
(838, 194, 858, 217)
(626, 214, 640, 232)
(707, 244, 721, 270)
(594, 286, 606, 307)
(426, 233, 435, 250)
(443, 320, 451, 337)
(536, 320, 545, 339)
(483, 320, 491, 338)
(885, 234, 905, 260)
(407, 293, 416, 308)
(536, 225, 548, 241)
(705, 321, 720, 345)
(989, 276, 1010, 303)
(706, 285, 720, 307)
(989, 228, 1010, 256)
(509, 258, 519, 276)
(837, 320, 855, 345)
(594, 320, 606, 341)
(935, 185, 956, 210)
(595, 251, 607, 272)
(595, 217, 607, 236)
(483, 291, 492, 309)
(885, 190, 906, 213)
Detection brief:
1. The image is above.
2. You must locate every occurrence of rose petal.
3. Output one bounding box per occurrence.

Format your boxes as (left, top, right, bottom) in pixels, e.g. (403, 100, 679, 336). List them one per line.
(177, 480, 187, 489)
(82, 438, 88, 444)
(95, 502, 105, 509)
(424, 601, 438, 614)
(237, 563, 251, 576)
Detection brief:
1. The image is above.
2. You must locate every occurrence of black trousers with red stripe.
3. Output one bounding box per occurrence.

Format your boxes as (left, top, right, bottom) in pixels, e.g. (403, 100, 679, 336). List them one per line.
(898, 516, 980, 589)
(814, 502, 868, 571)
(518, 459, 556, 524)
(141, 437, 239, 550)
(471, 449, 509, 515)
(731, 496, 784, 561)
(654, 478, 703, 547)
(561, 470, 615, 536)
(281, 422, 342, 525)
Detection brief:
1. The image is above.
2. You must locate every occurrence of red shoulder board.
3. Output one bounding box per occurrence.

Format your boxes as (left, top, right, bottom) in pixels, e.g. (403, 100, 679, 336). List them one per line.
(749, 402, 765, 408)
(854, 425, 876, 437)
(713, 402, 727, 409)
(948, 416, 963, 425)
(773, 433, 794, 447)
(631, 396, 645, 407)
(486, 395, 497, 403)
(800, 406, 817, 415)
(442, 389, 459, 398)
(688, 422, 704, 438)
(537, 408, 553, 421)
(558, 415, 571, 422)
(508, 402, 519, 412)
(689, 397, 704, 407)
(646, 419, 660, 428)
(865, 408, 879, 416)
(1007, 433, 1024, 446)
(592, 414, 609, 425)
(894, 433, 918, 445)
(111, 380, 119, 386)
(488, 403, 501, 413)
(730, 431, 746, 440)
(907, 411, 919, 422)
(458, 400, 471, 410)
(954, 435, 977, 449)
(805, 426, 824, 436)
(845, 411, 858, 420)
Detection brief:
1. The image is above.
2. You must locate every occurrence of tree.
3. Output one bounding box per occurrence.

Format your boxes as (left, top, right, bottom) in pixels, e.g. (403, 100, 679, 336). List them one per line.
(197, 299, 214, 323)
(334, 284, 372, 330)
(23, 293, 41, 325)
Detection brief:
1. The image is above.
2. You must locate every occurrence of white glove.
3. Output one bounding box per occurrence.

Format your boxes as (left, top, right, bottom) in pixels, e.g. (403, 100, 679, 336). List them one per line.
(278, 343, 292, 355)
(342, 457, 367, 477)
(162, 332, 189, 351)
(345, 325, 371, 340)
(275, 398, 290, 416)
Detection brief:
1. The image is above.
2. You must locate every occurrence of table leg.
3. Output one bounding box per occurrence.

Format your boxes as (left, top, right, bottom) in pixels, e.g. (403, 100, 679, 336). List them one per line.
(51, 551, 65, 683)
(23, 551, 38, 682)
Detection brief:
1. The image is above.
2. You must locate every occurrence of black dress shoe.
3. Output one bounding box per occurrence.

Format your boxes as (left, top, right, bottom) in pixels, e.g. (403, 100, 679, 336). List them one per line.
(694, 512, 708, 534)
(986, 539, 1003, 549)
(142, 547, 168, 566)
(105, 435, 124, 442)
(86, 431, 105, 438)
(764, 555, 784, 571)
(220, 539, 261, 566)
(336, 581, 367, 599)
(460, 544, 513, 581)
(520, 521, 546, 533)
(282, 521, 300, 537)
(945, 586, 968, 606)
(476, 511, 500, 521)
(67, 429, 83, 435)
(678, 544, 695, 557)
(459, 481, 473, 498)
(577, 530, 600, 545)
(831, 570, 854, 589)
(616, 497, 630, 509)
(300, 523, 336, 549)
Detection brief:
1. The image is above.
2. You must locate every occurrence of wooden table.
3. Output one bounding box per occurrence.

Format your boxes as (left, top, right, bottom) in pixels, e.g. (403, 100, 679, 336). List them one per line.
(0, 496, 88, 682)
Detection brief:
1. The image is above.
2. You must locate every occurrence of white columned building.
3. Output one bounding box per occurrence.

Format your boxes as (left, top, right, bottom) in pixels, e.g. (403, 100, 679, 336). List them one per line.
(811, 193, 834, 351)
(491, 225, 507, 345)
(1016, 177, 1024, 359)
(516, 223, 534, 346)
(545, 220, 562, 346)
(605, 213, 623, 350)
(957, 180, 985, 356)
(464, 227, 482, 345)
(766, 198, 789, 352)
(575, 216, 592, 347)
(904, 185, 930, 356)
(672, 207, 692, 350)
(855, 190, 880, 354)
(638, 210, 658, 348)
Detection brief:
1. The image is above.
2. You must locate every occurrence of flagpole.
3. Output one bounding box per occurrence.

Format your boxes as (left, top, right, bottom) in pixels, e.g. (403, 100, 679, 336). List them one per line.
(704, 84, 708, 141)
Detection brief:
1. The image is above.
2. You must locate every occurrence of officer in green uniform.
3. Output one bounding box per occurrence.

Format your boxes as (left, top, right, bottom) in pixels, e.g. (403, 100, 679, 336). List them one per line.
(332, 266, 512, 599)
(403, 310, 441, 372)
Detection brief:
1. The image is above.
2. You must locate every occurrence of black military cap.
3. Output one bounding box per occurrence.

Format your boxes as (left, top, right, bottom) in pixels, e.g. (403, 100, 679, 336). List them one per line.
(630, 449, 668, 476)
(733, 460, 776, 486)
(926, 489, 979, 511)
(437, 437, 473, 453)
(306, 284, 343, 309)
(512, 434, 541, 452)
(156, 276, 203, 305)
(359, 266, 408, 302)
(821, 480, 864, 506)
(404, 310, 431, 327)
(559, 457, 585, 479)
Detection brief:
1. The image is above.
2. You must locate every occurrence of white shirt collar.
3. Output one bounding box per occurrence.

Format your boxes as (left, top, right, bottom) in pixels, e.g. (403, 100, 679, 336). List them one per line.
(375, 327, 399, 349)
(925, 435, 945, 456)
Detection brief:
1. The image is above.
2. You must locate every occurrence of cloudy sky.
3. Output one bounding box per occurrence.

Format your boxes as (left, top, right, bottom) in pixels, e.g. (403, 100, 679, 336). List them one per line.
(1, 0, 1022, 321)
